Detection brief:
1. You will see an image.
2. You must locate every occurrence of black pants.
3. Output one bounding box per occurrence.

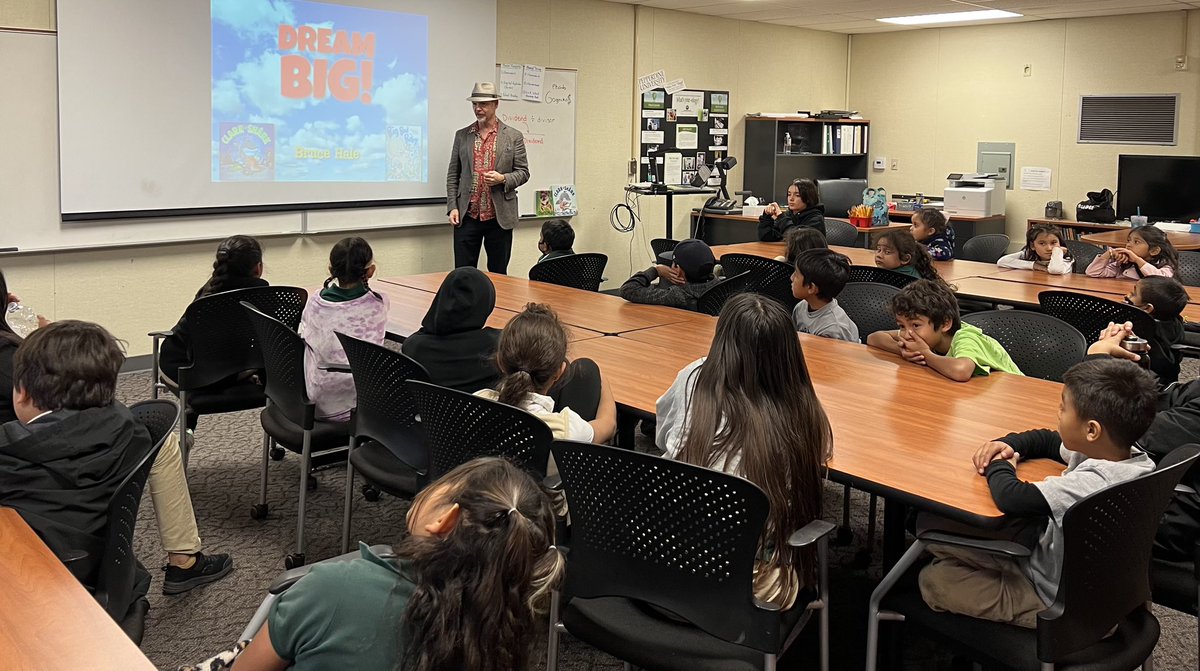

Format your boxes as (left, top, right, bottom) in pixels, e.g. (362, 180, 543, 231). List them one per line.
(454, 214, 512, 274)
(549, 358, 602, 422)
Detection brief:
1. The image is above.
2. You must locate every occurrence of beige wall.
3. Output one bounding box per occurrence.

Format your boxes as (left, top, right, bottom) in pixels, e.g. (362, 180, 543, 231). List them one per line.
(849, 11, 1200, 249)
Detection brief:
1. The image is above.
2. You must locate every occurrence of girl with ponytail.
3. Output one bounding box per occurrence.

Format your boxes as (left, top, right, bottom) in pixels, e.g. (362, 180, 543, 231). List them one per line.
(475, 302, 616, 445)
(298, 236, 389, 421)
(228, 457, 564, 671)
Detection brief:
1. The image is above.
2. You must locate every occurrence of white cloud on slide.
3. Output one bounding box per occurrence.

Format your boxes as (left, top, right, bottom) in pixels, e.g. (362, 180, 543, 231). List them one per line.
(372, 73, 427, 127)
(277, 120, 387, 178)
(213, 50, 315, 118)
(212, 0, 297, 42)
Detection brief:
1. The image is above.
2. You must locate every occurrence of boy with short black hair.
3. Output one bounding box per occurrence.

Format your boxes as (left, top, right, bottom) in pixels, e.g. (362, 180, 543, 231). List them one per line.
(536, 219, 575, 263)
(1125, 275, 1187, 385)
(791, 249, 859, 342)
(865, 279, 1022, 381)
(919, 358, 1158, 627)
(620, 238, 719, 311)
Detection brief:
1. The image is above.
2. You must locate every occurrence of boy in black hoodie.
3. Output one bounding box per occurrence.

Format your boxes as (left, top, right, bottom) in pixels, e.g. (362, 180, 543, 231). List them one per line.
(402, 267, 502, 393)
(1124, 275, 1186, 386)
(620, 238, 719, 311)
(0, 320, 152, 589)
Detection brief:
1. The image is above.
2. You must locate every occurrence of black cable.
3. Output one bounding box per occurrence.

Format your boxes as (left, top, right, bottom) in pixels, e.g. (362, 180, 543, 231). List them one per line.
(610, 189, 639, 233)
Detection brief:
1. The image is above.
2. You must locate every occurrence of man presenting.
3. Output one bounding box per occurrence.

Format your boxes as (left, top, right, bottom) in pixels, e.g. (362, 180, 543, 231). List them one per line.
(446, 82, 530, 274)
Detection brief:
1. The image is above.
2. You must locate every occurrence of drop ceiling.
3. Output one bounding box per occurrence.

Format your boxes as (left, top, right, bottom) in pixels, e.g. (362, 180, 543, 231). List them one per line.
(606, 0, 1200, 33)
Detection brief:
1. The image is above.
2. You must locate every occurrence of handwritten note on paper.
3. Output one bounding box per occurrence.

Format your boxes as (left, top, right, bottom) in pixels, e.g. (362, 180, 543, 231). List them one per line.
(522, 64, 545, 102)
(638, 69, 666, 94)
(498, 64, 523, 100)
(1020, 166, 1052, 191)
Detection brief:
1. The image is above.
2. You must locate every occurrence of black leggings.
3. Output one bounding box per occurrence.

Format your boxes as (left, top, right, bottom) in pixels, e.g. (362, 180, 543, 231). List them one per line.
(548, 358, 601, 422)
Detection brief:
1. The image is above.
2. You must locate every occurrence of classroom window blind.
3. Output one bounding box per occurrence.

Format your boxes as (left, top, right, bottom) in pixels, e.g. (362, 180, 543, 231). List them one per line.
(1078, 94, 1178, 145)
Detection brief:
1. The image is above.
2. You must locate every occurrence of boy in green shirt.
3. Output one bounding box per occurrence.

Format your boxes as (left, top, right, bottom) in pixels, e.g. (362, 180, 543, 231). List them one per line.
(866, 279, 1022, 381)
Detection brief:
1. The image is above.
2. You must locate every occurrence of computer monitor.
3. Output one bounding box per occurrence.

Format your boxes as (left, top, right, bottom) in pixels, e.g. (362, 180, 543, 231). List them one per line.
(1117, 154, 1200, 222)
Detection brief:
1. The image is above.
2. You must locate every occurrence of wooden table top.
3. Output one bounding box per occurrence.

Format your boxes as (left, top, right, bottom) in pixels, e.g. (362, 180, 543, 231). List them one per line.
(889, 210, 1006, 223)
(1080, 228, 1200, 251)
(711, 242, 1008, 282)
(691, 211, 911, 233)
(379, 273, 695, 335)
(0, 508, 156, 670)
(951, 276, 1200, 322)
(985, 267, 1200, 306)
(574, 330, 1064, 522)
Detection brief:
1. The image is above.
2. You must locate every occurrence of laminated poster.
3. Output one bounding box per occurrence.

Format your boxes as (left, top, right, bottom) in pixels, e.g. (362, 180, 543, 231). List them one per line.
(676, 124, 698, 150)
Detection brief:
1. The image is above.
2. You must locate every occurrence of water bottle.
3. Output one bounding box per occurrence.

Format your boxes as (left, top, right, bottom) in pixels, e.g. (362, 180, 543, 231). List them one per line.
(5, 302, 39, 339)
(783, 132, 791, 154)
(1121, 336, 1152, 371)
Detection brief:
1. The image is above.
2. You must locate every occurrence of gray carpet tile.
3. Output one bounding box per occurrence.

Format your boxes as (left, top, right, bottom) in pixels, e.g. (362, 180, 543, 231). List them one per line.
(116, 359, 1200, 670)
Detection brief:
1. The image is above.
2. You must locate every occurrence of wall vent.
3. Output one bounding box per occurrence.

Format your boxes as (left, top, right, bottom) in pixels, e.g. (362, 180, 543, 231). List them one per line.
(1078, 94, 1178, 145)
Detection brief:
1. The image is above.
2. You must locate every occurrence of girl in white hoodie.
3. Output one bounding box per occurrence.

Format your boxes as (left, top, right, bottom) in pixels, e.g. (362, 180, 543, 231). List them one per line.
(997, 223, 1074, 275)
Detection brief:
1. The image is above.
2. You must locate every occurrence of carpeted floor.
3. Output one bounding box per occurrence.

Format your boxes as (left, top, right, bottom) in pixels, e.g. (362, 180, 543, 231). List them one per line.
(118, 362, 1200, 671)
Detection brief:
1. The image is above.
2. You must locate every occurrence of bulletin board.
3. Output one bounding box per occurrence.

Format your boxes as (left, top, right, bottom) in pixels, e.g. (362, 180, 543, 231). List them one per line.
(638, 88, 730, 184)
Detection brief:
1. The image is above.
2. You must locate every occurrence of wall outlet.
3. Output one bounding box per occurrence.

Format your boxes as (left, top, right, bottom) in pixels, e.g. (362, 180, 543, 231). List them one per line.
(890, 158, 899, 171)
(1176, 55, 1188, 71)
(873, 157, 887, 171)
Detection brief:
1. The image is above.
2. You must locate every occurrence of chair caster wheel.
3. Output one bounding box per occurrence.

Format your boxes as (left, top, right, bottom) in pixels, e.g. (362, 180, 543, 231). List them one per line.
(250, 503, 269, 519)
(362, 484, 381, 502)
(306, 476, 318, 491)
(270, 446, 285, 461)
(284, 553, 305, 569)
(834, 526, 855, 546)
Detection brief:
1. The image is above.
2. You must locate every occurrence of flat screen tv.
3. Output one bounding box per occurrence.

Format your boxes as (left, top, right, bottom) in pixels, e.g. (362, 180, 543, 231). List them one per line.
(1117, 154, 1200, 222)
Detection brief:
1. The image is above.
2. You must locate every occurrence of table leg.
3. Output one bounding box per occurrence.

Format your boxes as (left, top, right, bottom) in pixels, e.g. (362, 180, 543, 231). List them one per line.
(882, 498, 909, 571)
(616, 410, 639, 450)
(665, 193, 674, 239)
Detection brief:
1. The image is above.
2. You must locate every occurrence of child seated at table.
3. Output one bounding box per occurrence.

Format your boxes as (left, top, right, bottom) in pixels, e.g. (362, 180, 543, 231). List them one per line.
(791, 248, 859, 343)
(866, 279, 1023, 381)
(774, 226, 828, 264)
(997, 223, 1074, 275)
(476, 303, 616, 445)
(758, 178, 826, 242)
(402, 268, 501, 393)
(656, 293, 832, 608)
(1087, 225, 1178, 280)
(911, 207, 955, 261)
(874, 230, 942, 281)
(1124, 275, 1187, 385)
(919, 358, 1157, 627)
(620, 238, 719, 311)
(534, 219, 575, 264)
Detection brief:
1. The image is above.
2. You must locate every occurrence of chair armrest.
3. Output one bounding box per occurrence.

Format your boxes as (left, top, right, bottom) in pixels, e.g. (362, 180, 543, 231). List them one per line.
(917, 530, 1031, 558)
(787, 519, 837, 548)
(753, 596, 783, 612)
(147, 329, 173, 339)
(543, 474, 563, 492)
(318, 361, 352, 373)
(267, 544, 390, 594)
(1171, 343, 1200, 359)
(1176, 483, 1197, 495)
(384, 331, 407, 344)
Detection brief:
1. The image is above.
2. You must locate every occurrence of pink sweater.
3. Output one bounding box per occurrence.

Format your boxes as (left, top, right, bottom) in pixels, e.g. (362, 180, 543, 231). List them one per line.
(299, 291, 390, 421)
(1085, 255, 1175, 280)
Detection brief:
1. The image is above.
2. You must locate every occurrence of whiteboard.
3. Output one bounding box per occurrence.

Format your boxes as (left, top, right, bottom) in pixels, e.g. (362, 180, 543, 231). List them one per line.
(494, 66, 577, 218)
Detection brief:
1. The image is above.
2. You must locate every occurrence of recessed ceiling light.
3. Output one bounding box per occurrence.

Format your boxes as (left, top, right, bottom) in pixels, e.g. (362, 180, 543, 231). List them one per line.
(877, 9, 1022, 25)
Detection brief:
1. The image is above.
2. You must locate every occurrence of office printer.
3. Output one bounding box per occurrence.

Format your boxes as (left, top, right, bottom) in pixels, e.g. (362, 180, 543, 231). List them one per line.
(943, 173, 1006, 217)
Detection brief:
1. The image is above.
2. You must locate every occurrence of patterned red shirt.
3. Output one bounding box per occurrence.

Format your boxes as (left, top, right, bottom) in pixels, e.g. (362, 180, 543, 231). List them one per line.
(467, 123, 499, 221)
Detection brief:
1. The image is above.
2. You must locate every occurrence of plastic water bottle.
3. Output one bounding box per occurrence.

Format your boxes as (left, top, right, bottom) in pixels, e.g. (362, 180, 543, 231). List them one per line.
(783, 132, 792, 154)
(5, 302, 39, 339)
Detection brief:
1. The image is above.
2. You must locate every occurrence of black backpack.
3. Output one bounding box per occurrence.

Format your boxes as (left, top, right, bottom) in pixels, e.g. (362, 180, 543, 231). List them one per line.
(1077, 188, 1116, 223)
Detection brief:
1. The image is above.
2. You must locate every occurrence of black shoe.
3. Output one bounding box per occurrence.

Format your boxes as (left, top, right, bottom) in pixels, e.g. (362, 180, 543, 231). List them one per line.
(162, 552, 233, 595)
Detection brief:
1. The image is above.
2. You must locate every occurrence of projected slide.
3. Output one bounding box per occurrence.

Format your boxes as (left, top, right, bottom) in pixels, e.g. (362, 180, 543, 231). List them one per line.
(211, 0, 428, 183)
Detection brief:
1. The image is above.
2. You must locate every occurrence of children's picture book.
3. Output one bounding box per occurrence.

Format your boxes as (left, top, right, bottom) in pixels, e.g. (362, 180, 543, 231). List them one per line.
(536, 190, 554, 216)
(552, 184, 577, 216)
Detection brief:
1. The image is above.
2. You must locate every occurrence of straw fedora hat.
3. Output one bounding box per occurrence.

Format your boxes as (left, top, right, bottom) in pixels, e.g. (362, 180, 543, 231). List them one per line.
(467, 82, 501, 102)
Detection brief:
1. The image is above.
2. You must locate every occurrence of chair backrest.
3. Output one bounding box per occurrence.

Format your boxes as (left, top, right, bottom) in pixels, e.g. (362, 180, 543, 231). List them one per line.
(406, 380, 552, 481)
(824, 218, 860, 246)
(961, 234, 1011, 263)
(719, 254, 798, 310)
(94, 400, 179, 621)
(847, 265, 916, 288)
(1176, 251, 1200, 287)
(1038, 446, 1200, 662)
(177, 286, 308, 390)
(241, 302, 313, 429)
(553, 441, 779, 652)
(696, 270, 753, 316)
(337, 333, 431, 471)
(961, 310, 1087, 382)
(1062, 240, 1103, 275)
(650, 238, 679, 258)
(1037, 290, 1158, 345)
(816, 178, 868, 218)
(528, 253, 609, 292)
(838, 282, 901, 337)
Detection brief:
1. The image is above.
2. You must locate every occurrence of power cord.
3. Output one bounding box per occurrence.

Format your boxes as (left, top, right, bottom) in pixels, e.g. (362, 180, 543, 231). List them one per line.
(610, 189, 639, 233)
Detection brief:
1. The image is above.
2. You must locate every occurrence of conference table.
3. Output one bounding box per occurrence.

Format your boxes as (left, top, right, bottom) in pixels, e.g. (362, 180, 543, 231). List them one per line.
(711, 242, 1020, 282)
(0, 508, 156, 670)
(1080, 227, 1200, 251)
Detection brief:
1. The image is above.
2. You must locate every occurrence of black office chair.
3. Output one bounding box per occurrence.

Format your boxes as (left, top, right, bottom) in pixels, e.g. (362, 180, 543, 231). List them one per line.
(961, 310, 1087, 382)
(336, 333, 431, 552)
(406, 380, 553, 481)
(651, 238, 680, 265)
(547, 440, 836, 671)
(1037, 290, 1158, 344)
(961, 234, 1011, 263)
(95, 399, 179, 645)
(696, 270, 753, 316)
(720, 254, 799, 310)
(848, 265, 916, 288)
(865, 446, 1200, 671)
(1062, 240, 1104, 275)
(529, 253, 609, 292)
(825, 219, 860, 247)
(149, 286, 308, 463)
(816, 178, 868, 218)
(242, 303, 352, 569)
(1176, 251, 1200, 287)
(838, 282, 901, 337)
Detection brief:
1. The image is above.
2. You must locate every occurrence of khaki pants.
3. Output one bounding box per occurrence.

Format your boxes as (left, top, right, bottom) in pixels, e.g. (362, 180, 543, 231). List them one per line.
(147, 432, 202, 555)
(918, 544, 1045, 628)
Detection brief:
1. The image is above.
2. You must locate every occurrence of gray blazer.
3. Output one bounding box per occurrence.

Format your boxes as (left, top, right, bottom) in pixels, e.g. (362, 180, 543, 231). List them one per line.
(446, 121, 530, 230)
